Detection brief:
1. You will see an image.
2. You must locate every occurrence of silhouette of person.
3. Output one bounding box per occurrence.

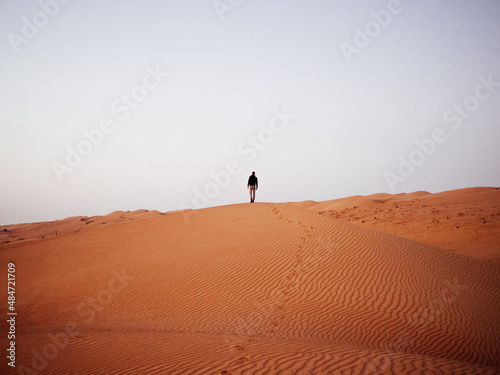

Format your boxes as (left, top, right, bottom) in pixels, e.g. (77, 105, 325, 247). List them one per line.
(247, 171, 258, 203)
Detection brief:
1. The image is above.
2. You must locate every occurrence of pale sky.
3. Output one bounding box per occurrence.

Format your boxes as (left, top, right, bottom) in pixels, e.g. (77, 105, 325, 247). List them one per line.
(1, 0, 499, 225)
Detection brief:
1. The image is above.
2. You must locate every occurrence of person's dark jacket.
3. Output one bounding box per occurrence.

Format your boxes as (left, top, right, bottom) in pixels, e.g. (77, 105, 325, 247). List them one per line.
(247, 175, 258, 188)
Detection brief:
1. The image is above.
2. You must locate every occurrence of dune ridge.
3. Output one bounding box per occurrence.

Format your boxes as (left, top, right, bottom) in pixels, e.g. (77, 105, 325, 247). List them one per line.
(1, 197, 499, 374)
(0, 209, 164, 245)
(300, 187, 500, 261)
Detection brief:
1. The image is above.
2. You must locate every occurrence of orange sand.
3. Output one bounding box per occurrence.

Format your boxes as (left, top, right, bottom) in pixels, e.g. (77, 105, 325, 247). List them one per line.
(0, 209, 164, 245)
(1, 188, 499, 374)
(302, 187, 500, 261)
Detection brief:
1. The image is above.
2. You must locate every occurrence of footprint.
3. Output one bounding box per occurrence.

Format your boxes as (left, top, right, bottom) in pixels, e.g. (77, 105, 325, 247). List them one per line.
(235, 345, 245, 351)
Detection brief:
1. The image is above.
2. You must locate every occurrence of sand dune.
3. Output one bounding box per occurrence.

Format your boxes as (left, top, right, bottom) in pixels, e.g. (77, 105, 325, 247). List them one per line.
(1, 190, 499, 374)
(0, 209, 163, 245)
(301, 187, 500, 261)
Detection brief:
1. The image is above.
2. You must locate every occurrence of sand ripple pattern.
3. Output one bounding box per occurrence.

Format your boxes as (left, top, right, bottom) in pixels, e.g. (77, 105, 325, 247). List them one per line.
(1, 202, 499, 374)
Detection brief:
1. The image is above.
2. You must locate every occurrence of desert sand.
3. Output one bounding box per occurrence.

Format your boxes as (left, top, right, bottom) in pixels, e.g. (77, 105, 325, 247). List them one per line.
(1, 188, 499, 374)
(300, 187, 500, 261)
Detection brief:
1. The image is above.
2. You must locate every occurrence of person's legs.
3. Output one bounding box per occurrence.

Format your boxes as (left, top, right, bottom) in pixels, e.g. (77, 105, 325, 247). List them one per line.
(249, 186, 255, 202)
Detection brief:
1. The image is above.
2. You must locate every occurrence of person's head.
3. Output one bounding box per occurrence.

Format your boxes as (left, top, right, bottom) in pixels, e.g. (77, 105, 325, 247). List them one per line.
(252, 171, 255, 175)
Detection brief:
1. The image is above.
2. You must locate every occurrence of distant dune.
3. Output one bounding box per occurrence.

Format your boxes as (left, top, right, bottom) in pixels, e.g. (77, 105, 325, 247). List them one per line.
(1, 188, 499, 374)
(299, 187, 500, 262)
(0, 209, 164, 245)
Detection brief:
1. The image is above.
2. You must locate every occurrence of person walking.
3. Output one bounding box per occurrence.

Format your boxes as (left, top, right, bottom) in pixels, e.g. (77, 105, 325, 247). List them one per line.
(247, 171, 258, 203)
